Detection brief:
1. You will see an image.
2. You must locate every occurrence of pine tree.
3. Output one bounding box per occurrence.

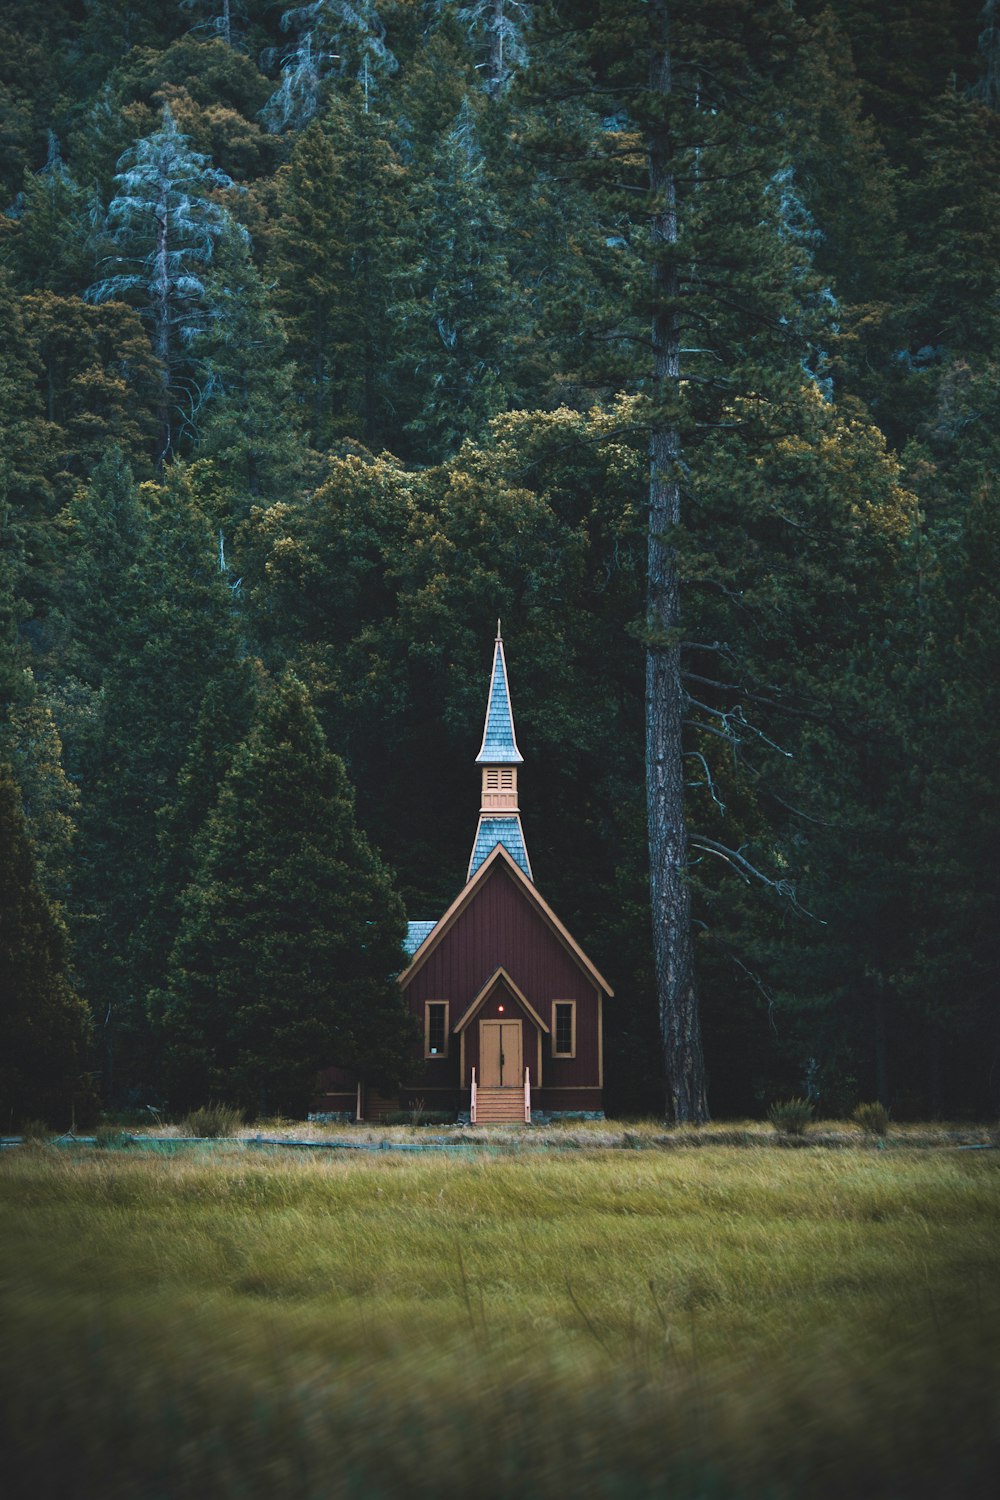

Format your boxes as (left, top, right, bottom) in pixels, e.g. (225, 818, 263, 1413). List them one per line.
(527, 0, 830, 1120)
(189, 219, 305, 521)
(391, 94, 519, 460)
(1, 135, 96, 296)
(67, 463, 242, 1102)
(0, 764, 92, 1129)
(268, 97, 403, 449)
(260, 0, 398, 131)
(157, 673, 412, 1116)
(3, 682, 79, 904)
(436, 1, 533, 99)
(85, 104, 236, 466)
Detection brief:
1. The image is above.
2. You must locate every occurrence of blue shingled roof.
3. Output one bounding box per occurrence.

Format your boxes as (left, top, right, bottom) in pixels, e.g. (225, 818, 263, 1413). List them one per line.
(468, 816, 532, 881)
(404, 920, 437, 957)
(475, 638, 523, 765)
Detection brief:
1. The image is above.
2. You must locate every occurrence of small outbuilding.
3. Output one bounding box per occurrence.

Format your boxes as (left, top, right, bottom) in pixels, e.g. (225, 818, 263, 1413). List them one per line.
(314, 631, 613, 1123)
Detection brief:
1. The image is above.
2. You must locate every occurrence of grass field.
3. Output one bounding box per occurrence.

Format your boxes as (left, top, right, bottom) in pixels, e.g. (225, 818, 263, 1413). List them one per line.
(1, 1138, 997, 1499)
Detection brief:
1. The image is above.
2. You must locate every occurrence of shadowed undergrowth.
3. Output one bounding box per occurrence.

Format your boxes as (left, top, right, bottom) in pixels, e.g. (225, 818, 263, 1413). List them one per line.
(1, 1146, 997, 1498)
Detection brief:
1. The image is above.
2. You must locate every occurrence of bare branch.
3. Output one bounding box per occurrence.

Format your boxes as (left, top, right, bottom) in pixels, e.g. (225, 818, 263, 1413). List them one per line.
(691, 835, 825, 921)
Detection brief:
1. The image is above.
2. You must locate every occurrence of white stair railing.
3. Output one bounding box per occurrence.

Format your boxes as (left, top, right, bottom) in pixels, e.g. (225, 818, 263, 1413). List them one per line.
(524, 1066, 531, 1124)
(470, 1067, 477, 1125)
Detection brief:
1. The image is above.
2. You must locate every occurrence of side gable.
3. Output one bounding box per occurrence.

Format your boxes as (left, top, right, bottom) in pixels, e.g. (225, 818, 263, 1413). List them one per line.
(399, 844, 614, 998)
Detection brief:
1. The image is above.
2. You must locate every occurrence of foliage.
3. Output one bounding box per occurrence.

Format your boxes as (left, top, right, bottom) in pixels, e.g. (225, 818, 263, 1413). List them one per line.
(156, 673, 413, 1116)
(0, 0, 998, 1123)
(766, 1097, 814, 1137)
(853, 1101, 890, 1137)
(180, 1102, 244, 1136)
(0, 765, 92, 1131)
(86, 104, 236, 464)
(93, 1123, 137, 1150)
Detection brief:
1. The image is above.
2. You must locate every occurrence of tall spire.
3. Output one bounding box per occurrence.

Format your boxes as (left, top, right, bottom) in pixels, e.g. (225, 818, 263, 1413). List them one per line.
(475, 629, 523, 765)
(468, 630, 531, 881)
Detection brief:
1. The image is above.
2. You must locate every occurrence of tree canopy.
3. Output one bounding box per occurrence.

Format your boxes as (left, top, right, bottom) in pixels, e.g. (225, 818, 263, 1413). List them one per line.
(1, 0, 997, 1122)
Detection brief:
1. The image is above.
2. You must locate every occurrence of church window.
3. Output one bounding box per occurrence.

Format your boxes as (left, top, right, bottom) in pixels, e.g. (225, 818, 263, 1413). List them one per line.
(553, 1001, 576, 1057)
(425, 1001, 449, 1058)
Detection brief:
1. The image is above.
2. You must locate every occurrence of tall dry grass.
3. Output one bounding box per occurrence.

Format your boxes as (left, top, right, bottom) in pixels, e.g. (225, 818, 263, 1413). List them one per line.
(1, 1144, 997, 1498)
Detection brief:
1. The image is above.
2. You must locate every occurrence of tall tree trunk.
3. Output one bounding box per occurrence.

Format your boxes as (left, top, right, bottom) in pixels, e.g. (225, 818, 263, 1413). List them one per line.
(646, 0, 709, 1123)
(488, 0, 505, 99)
(154, 199, 172, 469)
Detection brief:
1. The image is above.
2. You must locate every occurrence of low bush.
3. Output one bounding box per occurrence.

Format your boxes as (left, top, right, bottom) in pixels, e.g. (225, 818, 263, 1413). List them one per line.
(767, 1097, 814, 1136)
(18, 1120, 52, 1143)
(180, 1104, 243, 1139)
(853, 1102, 890, 1137)
(93, 1124, 136, 1151)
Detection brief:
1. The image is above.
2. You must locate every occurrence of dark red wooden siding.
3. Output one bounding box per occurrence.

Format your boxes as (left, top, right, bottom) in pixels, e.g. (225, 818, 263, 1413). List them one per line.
(404, 863, 603, 1091)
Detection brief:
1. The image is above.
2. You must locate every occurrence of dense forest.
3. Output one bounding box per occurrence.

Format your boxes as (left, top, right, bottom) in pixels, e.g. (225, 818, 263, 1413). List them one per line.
(1, 0, 998, 1125)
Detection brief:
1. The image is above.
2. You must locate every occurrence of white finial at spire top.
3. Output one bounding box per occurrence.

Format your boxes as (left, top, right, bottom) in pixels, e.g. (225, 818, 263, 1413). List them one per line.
(497, 618, 502, 639)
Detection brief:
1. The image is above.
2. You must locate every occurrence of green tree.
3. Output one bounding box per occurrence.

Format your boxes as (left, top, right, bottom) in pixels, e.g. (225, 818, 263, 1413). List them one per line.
(1, 135, 97, 297)
(3, 682, 79, 904)
(391, 95, 520, 460)
(86, 104, 236, 465)
(528, 0, 824, 1120)
(188, 220, 305, 524)
(157, 673, 412, 1116)
(268, 97, 403, 449)
(21, 292, 160, 490)
(0, 764, 92, 1129)
(260, 0, 398, 131)
(67, 463, 242, 1103)
(435, 0, 534, 99)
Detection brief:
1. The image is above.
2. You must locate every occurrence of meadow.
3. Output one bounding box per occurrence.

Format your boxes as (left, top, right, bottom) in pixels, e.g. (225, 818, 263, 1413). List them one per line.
(1, 1137, 997, 1499)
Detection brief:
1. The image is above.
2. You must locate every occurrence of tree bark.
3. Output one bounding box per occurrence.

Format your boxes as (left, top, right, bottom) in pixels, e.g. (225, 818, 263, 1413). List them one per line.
(154, 177, 172, 469)
(646, 0, 709, 1123)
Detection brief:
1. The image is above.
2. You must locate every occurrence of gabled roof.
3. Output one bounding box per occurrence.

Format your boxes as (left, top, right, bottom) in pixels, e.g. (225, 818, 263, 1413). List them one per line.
(399, 843, 614, 997)
(453, 966, 550, 1035)
(475, 634, 523, 765)
(468, 815, 532, 882)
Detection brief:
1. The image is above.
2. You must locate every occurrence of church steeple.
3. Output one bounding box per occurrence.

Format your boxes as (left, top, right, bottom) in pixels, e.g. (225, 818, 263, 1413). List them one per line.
(467, 626, 532, 882)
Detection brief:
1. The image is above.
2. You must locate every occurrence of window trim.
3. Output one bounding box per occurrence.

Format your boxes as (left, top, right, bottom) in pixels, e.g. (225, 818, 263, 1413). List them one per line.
(424, 1000, 450, 1059)
(552, 1000, 576, 1059)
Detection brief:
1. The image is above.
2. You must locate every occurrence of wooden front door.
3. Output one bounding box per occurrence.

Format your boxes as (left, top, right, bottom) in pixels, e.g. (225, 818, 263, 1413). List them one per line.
(479, 1020, 522, 1088)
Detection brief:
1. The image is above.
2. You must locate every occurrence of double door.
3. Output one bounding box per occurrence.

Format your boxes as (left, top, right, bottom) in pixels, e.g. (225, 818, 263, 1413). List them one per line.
(479, 1020, 522, 1088)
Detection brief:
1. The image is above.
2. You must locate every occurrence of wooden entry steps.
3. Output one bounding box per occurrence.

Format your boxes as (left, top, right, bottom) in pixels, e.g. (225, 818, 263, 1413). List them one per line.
(474, 1087, 526, 1124)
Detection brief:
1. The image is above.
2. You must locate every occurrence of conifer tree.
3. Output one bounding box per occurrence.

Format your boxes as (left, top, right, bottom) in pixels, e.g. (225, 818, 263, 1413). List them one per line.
(189, 220, 304, 522)
(0, 764, 92, 1129)
(86, 104, 236, 465)
(391, 95, 518, 460)
(528, 0, 829, 1120)
(68, 463, 242, 1101)
(269, 96, 402, 449)
(261, 0, 398, 132)
(1, 135, 96, 296)
(3, 683, 79, 904)
(157, 672, 412, 1116)
(435, 1, 533, 98)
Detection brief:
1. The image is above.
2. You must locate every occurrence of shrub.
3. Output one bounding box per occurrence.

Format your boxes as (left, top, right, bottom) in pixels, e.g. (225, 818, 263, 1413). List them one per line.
(767, 1097, 814, 1136)
(19, 1119, 52, 1143)
(853, 1102, 890, 1137)
(93, 1124, 135, 1150)
(181, 1104, 243, 1138)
